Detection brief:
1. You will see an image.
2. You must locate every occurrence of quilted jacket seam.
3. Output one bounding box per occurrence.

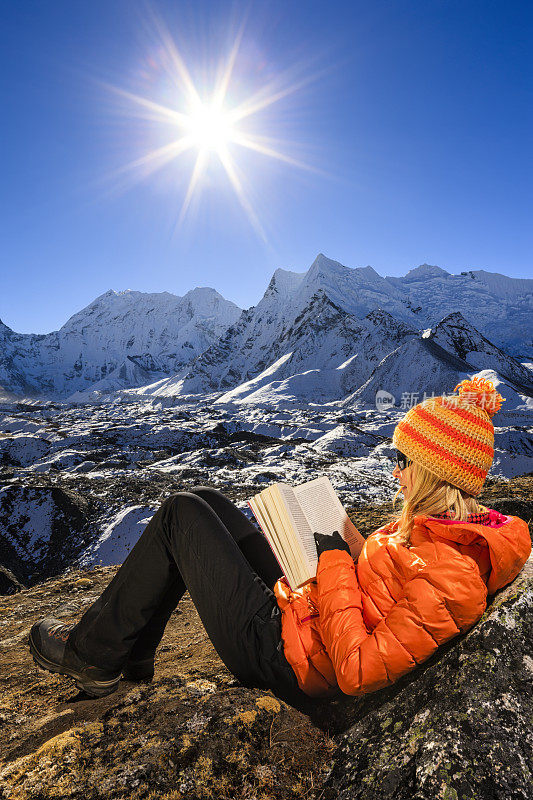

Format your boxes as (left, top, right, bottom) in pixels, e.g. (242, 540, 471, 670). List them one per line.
(363, 574, 401, 605)
(376, 638, 393, 683)
(414, 574, 461, 635)
(382, 616, 419, 664)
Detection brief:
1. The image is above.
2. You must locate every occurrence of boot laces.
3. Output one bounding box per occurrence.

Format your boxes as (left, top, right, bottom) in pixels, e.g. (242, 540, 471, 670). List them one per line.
(48, 622, 72, 641)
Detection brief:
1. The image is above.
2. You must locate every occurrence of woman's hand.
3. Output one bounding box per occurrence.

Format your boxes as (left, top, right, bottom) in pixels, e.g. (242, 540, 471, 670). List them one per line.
(314, 531, 351, 558)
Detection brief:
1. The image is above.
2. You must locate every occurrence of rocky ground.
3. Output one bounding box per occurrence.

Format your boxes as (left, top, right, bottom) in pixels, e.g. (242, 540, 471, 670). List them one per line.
(0, 567, 346, 800)
(0, 476, 531, 800)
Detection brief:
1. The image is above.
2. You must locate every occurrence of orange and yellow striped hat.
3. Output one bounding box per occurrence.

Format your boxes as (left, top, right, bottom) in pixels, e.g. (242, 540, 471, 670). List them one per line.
(392, 377, 505, 496)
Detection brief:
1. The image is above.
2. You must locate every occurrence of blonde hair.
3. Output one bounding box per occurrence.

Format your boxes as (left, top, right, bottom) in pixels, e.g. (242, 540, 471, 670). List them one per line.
(389, 460, 485, 547)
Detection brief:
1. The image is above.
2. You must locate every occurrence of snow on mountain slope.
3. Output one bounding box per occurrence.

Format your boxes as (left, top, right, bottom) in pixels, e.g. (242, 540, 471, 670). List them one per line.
(77, 505, 159, 567)
(393, 263, 450, 283)
(164, 256, 420, 396)
(254, 254, 411, 326)
(211, 296, 418, 407)
(312, 423, 386, 457)
(0, 485, 92, 585)
(0, 434, 51, 468)
(67, 356, 163, 402)
(466, 269, 533, 298)
(342, 335, 473, 408)
(266, 266, 307, 298)
(464, 368, 533, 424)
(0, 288, 241, 398)
(216, 367, 342, 408)
(384, 263, 533, 358)
(427, 312, 533, 393)
(297, 254, 412, 321)
(60, 287, 240, 376)
(342, 331, 533, 425)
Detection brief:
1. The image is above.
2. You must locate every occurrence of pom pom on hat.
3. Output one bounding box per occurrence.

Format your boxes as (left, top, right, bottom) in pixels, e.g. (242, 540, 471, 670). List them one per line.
(392, 377, 506, 496)
(452, 377, 504, 419)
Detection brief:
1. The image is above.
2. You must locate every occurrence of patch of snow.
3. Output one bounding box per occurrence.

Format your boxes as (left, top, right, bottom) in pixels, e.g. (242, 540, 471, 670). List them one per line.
(79, 506, 158, 567)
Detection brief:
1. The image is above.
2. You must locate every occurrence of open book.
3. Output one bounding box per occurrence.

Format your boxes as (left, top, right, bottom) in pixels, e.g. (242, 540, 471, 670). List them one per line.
(248, 476, 366, 590)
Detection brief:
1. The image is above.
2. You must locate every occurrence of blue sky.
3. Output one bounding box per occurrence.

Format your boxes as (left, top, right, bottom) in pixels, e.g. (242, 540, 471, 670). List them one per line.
(1, 0, 531, 334)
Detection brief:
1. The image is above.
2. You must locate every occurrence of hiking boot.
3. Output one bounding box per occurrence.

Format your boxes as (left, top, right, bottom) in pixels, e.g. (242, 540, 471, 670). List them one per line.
(29, 618, 122, 698)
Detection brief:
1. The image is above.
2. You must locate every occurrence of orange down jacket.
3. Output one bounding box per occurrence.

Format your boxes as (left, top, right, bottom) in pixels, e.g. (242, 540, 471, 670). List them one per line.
(273, 508, 531, 697)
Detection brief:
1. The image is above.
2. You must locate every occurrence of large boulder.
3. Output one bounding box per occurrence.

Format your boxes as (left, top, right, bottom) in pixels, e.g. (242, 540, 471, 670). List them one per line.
(319, 552, 533, 800)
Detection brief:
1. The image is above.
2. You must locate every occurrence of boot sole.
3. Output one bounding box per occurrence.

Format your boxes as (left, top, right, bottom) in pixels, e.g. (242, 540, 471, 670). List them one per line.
(28, 633, 120, 698)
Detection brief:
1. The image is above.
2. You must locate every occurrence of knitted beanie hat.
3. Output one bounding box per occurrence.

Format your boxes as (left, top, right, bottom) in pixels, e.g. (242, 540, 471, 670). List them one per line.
(392, 377, 505, 496)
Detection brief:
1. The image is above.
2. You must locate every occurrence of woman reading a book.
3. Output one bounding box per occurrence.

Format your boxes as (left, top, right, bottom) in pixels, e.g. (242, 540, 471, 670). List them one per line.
(29, 378, 530, 703)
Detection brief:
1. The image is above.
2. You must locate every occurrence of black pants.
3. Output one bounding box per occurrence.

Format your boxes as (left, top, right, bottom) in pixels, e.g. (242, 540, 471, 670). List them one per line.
(68, 486, 306, 705)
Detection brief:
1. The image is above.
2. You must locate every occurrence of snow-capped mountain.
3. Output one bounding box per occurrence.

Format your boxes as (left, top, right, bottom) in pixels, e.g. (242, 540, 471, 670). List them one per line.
(132, 291, 418, 399)
(142, 255, 420, 397)
(427, 312, 533, 393)
(0, 288, 241, 398)
(342, 336, 479, 408)
(210, 297, 418, 406)
(131, 254, 532, 401)
(211, 309, 533, 411)
(385, 263, 533, 358)
(2, 253, 532, 402)
(341, 327, 533, 425)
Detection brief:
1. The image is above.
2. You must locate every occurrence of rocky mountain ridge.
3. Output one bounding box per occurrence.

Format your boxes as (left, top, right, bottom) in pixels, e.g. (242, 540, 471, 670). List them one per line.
(1, 254, 532, 401)
(0, 288, 242, 399)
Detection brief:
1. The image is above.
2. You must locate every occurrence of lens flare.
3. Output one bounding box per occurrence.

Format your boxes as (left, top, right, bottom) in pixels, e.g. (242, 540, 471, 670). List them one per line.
(102, 13, 329, 239)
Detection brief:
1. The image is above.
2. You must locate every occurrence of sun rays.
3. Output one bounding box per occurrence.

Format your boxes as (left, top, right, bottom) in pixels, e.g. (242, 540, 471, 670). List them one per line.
(102, 14, 326, 240)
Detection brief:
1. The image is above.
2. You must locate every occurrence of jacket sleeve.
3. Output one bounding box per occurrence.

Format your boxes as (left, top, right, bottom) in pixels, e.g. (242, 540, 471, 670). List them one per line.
(316, 547, 488, 695)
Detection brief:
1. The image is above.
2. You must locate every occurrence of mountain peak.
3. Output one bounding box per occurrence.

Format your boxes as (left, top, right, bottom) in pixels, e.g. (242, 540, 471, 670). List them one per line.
(404, 264, 450, 281)
(263, 267, 306, 300)
(308, 253, 346, 275)
(179, 287, 241, 317)
(309, 255, 384, 281)
(423, 311, 477, 341)
(182, 287, 223, 301)
(437, 311, 470, 326)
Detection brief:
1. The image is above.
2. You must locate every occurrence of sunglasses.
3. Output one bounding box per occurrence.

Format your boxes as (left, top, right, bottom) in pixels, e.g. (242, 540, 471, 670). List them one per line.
(395, 450, 413, 470)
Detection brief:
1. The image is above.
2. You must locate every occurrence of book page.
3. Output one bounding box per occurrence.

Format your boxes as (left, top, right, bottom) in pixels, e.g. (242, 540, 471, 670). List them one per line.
(274, 483, 318, 578)
(249, 494, 296, 590)
(268, 485, 310, 587)
(247, 497, 284, 574)
(294, 476, 366, 561)
(262, 486, 305, 589)
(248, 485, 314, 589)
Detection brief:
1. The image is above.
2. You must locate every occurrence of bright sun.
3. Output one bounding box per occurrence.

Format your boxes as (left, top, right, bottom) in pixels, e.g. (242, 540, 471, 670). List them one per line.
(186, 103, 235, 153)
(106, 17, 321, 238)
